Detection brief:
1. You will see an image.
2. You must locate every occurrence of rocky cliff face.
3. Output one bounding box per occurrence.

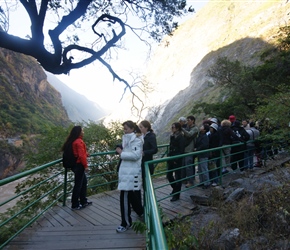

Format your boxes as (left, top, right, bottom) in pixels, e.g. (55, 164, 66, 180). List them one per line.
(0, 48, 71, 179)
(144, 1, 289, 141)
(0, 48, 70, 131)
(0, 141, 25, 179)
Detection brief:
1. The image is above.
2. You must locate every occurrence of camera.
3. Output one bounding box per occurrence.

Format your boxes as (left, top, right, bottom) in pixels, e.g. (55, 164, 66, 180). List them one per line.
(115, 144, 123, 154)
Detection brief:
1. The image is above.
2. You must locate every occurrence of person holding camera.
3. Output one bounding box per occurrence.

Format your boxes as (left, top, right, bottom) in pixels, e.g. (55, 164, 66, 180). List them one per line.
(115, 120, 144, 233)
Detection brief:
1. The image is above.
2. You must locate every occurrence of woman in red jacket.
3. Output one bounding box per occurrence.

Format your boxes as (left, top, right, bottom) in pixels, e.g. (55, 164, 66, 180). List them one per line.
(62, 126, 92, 210)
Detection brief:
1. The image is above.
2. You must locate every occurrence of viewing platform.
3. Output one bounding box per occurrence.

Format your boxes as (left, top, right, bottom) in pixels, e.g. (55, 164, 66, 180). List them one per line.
(4, 176, 199, 250)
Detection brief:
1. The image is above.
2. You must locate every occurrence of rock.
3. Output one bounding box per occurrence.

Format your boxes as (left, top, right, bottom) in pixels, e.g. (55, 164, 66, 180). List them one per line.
(215, 228, 240, 250)
(190, 194, 211, 206)
(225, 187, 245, 203)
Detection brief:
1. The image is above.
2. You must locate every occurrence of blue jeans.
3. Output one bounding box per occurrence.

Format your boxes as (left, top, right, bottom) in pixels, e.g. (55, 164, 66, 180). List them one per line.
(245, 145, 255, 169)
(185, 155, 196, 184)
(222, 147, 231, 171)
(198, 157, 210, 186)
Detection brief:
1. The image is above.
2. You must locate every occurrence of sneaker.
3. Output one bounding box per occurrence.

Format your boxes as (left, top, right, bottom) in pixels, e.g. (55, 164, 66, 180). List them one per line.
(116, 225, 128, 233)
(82, 201, 93, 208)
(71, 205, 82, 210)
(211, 183, 217, 187)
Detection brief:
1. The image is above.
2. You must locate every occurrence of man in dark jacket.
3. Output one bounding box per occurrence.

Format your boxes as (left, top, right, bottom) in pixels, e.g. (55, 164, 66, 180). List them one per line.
(194, 124, 210, 189)
(231, 120, 250, 172)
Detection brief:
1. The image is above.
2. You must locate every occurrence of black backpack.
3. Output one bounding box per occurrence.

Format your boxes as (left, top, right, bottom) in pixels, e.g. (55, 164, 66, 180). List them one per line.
(62, 143, 77, 169)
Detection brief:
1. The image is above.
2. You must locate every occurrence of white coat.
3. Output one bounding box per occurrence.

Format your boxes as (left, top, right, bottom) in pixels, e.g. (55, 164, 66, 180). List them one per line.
(118, 132, 143, 191)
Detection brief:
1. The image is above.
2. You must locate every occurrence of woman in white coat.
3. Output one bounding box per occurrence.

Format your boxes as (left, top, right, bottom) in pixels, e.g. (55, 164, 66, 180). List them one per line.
(115, 120, 144, 233)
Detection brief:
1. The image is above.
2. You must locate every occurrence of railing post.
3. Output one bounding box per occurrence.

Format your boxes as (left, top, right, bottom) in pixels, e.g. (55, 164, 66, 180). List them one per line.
(62, 168, 68, 206)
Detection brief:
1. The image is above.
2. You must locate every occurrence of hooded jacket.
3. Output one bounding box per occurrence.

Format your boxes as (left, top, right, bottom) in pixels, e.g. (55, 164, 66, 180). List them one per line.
(118, 132, 143, 191)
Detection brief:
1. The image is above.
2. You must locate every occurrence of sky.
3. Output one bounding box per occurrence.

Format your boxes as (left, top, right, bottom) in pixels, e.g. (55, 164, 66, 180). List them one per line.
(6, 0, 209, 112)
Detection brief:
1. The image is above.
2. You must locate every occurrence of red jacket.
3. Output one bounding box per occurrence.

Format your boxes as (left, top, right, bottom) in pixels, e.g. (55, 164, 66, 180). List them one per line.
(72, 137, 89, 169)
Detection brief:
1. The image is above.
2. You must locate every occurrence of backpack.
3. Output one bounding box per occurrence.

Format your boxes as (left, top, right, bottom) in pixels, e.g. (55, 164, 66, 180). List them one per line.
(62, 143, 77, 169)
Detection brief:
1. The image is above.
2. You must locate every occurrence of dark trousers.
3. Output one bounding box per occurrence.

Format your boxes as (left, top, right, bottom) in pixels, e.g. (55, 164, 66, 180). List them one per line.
(120, 190, 143, 227)
(231, 145, 246, 171)
(71, 163, 87, 207)
(167, 160, 182, 197)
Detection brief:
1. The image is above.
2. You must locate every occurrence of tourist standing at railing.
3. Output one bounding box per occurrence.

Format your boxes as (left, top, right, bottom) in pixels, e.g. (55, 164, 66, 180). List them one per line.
(194, 124, 211, 189)
(245, 122, 260, 170)
(231, 120, 250, 172)
(61, 126, 92, 210)
(178, 116, 188, 181)
(209, 117, 222, 173)
(115, 120, 144, 233)
(167, 122, 185, 201)
(208, 123, 221, 186)
(220, 119, 241, 174)
(242, 119, 250, 169)
(139, 120, 158, 180)
(182, 115, 199, 188)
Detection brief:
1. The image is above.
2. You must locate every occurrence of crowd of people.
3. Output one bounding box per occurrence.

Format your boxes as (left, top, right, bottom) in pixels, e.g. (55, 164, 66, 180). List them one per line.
(167, 115, 261, 200)
(63, 115, 262, 233)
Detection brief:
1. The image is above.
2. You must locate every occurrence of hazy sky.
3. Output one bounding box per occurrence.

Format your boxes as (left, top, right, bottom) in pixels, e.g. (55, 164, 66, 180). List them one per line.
(56, 0, 209, 111)
(8, 0, 208, 112)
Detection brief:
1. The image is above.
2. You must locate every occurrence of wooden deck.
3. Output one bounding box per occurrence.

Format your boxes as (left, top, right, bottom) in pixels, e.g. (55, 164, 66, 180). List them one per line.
(4, 176, 206, 250)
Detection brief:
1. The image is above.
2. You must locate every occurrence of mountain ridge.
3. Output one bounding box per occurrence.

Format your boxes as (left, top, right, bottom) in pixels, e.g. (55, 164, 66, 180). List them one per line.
(46, 72, 107, 123)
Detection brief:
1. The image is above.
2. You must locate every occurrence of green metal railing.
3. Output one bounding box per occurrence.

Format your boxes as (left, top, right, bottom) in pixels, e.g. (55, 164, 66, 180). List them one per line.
(0, 144, 169, 249)
(0, 141, 282, 249)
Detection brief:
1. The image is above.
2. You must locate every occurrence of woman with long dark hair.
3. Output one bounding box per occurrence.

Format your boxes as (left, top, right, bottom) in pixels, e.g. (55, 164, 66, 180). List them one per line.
(61, 126, 92, 210)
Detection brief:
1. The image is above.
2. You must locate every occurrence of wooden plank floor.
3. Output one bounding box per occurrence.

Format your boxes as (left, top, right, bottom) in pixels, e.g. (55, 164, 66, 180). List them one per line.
(4, 176, 209, 250)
